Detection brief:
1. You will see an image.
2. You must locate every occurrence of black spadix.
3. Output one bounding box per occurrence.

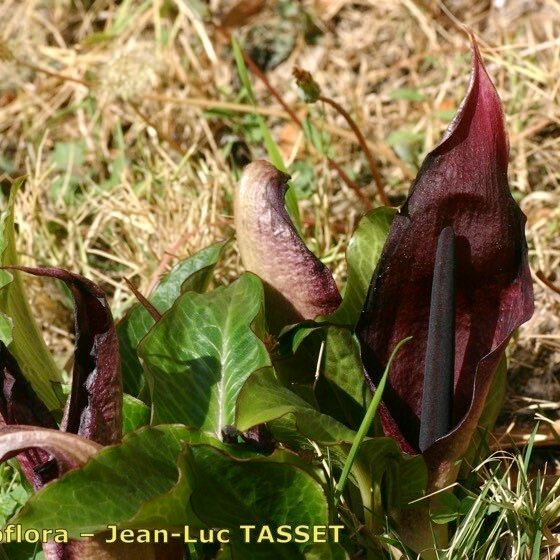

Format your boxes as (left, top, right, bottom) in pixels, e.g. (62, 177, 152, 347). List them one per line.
(419, 227, 455, 453)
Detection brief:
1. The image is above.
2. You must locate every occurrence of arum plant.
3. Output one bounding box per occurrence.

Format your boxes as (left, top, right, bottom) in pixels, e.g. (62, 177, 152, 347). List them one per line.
(0, 35, 537, 560)
(0, 267, 153, 560)
(356, 38, 533, 489)
(234, 37, 534, 555)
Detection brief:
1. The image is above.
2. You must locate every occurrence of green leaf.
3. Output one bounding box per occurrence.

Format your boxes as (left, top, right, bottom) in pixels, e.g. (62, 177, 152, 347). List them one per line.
(118, 239, 229, 396)
(334, 336, 411, 502)
(354, 438, 426, 529)
(383, 451, 427, 509)
(191, 446, 329, 559)
(140, 273, 271, 437)
(237, 368, 354, 444)
(315, 327, 371, 431)
(386, 129, 424, 165)
(11, 425, 215, 536)
(0, 542, 43, 560)
(476, 354, 508, 435)
(0, 180, 62, 409)
(122, 394, 150, 434)
(328, 207, 395, 327)
(0, 464, 29, 527)
(237, 366, 427, 517)
(280, 208, 394, 427)
(278, 207, 393, 364)
(122, 443, 200, 529)
(431, 492, 461, 524)
(278, 322, 323, 356)
(13, 423, 327, 557)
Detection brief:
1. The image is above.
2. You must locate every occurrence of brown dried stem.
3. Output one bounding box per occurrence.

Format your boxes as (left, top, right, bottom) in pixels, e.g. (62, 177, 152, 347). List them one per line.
(536, 270, 560, 296)
(242, 51, 374, 210)
(124, 278, 162, 321)
(319, 95, 389, 206)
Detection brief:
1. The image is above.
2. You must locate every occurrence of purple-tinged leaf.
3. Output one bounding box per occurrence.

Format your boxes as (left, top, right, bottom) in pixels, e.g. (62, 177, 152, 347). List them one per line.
(43, 538, 157, 560)
(357, 38, 534, 489)
(7, 267, 122, 446)
(0, 425, 100, 471)
(0, 344, 57, 430)
(0, 426, 167, 560)
(0, 343, 59, 489)
(0, 427, 102, 560)
(234, 160, 341, 332)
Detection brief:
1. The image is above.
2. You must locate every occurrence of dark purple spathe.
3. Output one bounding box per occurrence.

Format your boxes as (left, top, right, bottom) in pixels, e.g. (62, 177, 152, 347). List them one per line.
(357, 39, 534, 488)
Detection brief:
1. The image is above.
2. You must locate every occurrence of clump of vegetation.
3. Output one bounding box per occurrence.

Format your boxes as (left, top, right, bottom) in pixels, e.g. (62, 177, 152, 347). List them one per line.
(0, 2, 559, 559)
(0, 34, 553, 560)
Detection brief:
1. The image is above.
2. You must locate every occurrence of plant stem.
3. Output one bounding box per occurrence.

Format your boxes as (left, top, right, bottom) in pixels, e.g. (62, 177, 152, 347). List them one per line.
(536, 270, 560, 295)
(334, 336, 412, 504)
(319, 95, 389, 206)
(241, 50, 374, 210)
(124, 278, 161, 321)
(145, 93, 414, 179)
(327, 158, 373, 210)
(242, 51, 303, 128)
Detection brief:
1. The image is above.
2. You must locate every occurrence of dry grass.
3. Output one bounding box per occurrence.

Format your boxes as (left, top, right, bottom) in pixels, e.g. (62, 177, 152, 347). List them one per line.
(0, 0, 558, 419)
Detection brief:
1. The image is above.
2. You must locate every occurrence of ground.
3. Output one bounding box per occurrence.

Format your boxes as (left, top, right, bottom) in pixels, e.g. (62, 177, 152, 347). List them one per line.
(0, 0, 559, 451)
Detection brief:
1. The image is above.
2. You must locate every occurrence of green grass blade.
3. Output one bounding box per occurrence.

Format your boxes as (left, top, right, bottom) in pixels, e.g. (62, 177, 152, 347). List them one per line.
(334, 336, 412, 503)
(0, 179, 63, 409)
(231, 36, 255, 105)
(523, 422, 539, 473)
(530, 526, 542, 560)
